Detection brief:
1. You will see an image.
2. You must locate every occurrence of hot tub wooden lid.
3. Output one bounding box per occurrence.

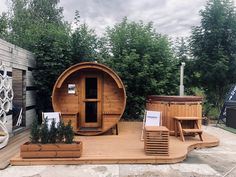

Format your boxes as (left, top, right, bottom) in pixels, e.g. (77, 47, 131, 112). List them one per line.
(147, 95, 203, 102)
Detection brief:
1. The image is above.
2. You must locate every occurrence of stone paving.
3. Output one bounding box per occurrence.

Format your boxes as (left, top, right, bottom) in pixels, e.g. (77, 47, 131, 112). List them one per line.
(0, 125, 236, 177)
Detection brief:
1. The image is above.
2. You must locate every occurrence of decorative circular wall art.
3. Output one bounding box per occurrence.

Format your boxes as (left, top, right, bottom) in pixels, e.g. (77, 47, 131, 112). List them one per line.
(0, 63, 13, 149)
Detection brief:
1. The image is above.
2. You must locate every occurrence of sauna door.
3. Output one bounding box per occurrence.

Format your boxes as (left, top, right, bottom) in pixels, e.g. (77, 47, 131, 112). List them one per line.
(80, 74, 102, 128)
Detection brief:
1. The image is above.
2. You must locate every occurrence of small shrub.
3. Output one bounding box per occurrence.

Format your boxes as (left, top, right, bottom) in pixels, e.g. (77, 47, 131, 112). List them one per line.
(207, 107, 220, 119)
(57, 120, 65, 143)
(49, 119, 57, 143)
(30, 118, 75, 144)
(40, 118, 49, 144)
(30, 118, 40, 143)
(64, 120, 74, 144)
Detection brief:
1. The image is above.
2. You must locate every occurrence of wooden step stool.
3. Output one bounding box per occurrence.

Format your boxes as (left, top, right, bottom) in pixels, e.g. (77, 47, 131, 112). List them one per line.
(144, 126, 169, 156)
(174, 116, 203, 142)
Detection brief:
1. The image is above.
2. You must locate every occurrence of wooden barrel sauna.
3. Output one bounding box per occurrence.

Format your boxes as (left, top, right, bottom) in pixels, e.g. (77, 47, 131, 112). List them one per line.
(146, 95, 203, 135)
(52, 62, 126, 135)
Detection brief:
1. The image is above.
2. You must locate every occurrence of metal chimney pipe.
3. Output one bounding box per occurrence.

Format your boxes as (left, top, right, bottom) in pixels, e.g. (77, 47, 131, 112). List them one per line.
(179, 62, 185, 96)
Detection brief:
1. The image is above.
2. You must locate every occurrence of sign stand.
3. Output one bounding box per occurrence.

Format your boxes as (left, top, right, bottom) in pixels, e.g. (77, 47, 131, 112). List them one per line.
(141, 110, 162, 141)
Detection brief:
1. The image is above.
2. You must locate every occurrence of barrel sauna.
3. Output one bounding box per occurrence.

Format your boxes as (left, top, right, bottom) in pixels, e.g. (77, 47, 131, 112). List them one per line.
(146, 95, 203, 135)
(52, 62, 126, 135)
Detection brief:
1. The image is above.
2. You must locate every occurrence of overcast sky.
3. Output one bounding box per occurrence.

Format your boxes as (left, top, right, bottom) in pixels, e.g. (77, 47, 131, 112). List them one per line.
(0, 0, 227, 38)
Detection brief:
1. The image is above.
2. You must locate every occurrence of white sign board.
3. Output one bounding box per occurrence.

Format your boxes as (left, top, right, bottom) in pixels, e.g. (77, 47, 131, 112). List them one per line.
(68, 84, 76, 94)
(43, 112, 61, 129)
(145, 111, 161, 126)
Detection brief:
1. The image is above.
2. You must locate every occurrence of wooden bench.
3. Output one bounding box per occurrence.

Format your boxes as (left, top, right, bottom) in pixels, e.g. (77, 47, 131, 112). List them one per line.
(173, 116, 203, 142)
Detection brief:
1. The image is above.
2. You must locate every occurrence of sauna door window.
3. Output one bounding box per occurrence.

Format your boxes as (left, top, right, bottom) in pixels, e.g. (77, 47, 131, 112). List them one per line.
(85, 102, 97, 123)
(86, 78, 97, 99)
(85, 78, 98, 123)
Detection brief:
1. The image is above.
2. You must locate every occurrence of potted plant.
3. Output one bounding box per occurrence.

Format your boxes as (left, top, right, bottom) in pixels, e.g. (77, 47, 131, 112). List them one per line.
(20, 118, 82, 158)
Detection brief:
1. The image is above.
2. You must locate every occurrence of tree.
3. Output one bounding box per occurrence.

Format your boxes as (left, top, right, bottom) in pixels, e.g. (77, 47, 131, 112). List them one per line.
(30, 118, 40, 143)
(8, 0, 65, 49)
(172, 37, 201, 95)
(173, 37, 190, 63)
(33, 24, 72, 111)
(40, 118, 49, 144)
(48, 119, 57, 143)
(0, 13, 8, 39)
(28, 0, 63, 25)
(5, 0, 72, 111)
(102, 18, 178, 118)
(190, 0, 236, 109)
(64, 120, 74, 144)
(57, 120, 65, 143)
(71, 23, 98, 63)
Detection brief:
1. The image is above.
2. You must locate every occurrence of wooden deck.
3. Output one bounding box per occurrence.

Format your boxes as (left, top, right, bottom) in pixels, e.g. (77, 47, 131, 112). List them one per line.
(10, 122, 219, 166)
(0, 129, 30, 169)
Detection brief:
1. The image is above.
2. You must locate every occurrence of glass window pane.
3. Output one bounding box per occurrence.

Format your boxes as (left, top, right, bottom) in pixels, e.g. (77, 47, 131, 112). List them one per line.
(86, 78, 97, 99)
(85, 102, 97, 122)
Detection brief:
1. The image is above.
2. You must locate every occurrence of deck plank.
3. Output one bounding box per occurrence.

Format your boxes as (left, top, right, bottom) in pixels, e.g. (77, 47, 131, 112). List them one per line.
(0, 129, 30, 169)
(10, 122, 219, 165)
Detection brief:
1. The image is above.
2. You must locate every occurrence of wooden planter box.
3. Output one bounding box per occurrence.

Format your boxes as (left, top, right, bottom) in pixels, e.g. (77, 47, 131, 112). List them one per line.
(20, 141, 82, 158)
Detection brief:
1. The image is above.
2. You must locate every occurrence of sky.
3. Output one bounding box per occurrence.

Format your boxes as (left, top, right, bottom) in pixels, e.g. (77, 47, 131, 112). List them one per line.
(0, 0, 221, 38)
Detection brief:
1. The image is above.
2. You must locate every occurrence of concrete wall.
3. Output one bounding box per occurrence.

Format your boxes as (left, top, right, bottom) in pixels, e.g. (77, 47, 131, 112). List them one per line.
(0, 39, 36, 135)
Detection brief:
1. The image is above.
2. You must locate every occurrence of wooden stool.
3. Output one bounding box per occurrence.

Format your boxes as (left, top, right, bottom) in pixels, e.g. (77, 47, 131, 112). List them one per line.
(174, 116, 203, 142)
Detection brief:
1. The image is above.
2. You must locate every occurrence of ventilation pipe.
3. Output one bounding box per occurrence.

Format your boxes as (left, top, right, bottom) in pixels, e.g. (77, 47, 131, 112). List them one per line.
(179, 62, 185, 96)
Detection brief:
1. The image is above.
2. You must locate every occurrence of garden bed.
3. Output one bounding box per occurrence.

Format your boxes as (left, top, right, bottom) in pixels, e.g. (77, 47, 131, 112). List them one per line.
(20, 141, 82, 158)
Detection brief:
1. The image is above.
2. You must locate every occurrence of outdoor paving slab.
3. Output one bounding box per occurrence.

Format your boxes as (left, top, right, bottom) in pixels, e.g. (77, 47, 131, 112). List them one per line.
(184, 125, 236, 177)
(0, 165, 119, 177)
(0, 164, 221, 177)
(119, 164, 220, 177)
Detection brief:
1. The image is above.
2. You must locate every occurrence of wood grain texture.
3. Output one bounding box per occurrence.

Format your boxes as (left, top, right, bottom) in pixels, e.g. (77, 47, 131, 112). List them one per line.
(20, 142, 82, 158)
(146, 96, 202, 135)
(10, 122, 219, 165)
(0, 129, 30, 169)
(0, 38, 36, 133)
(144, 126, 169, 156)
(52, 62, 126, 135)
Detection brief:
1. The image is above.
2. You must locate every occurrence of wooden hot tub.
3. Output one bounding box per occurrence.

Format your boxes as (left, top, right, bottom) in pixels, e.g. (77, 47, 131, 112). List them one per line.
(146, 95, 203, 135)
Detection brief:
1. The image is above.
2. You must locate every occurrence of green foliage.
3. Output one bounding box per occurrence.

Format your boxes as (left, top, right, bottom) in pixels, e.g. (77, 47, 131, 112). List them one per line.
(3, 1, 181, 120)
(173, 37, 191, 63)
(64, 120, 74, 144)
(205, 103, 220, 119)
(40, 118, 49, 144)
(28, 0, 63, 25)
(3, 0, 72, 111)
(0, 12, 8, 39)
(33, 24, 72, 110)
(71, 23, 98, 63)
(189, 87, 219, 118)
(30, 118, 75, 144)
(190, 0, 236, 109)
(8, 0, 65, 49)
(102, 18, 179, 118)
(48, 119, 57, 143)
(57, 120, 65, 143)
(30, 118, 40, 143)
